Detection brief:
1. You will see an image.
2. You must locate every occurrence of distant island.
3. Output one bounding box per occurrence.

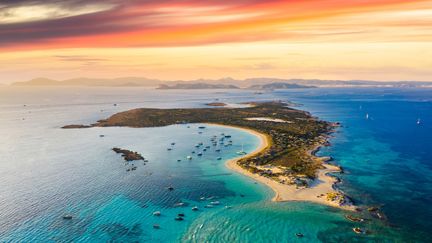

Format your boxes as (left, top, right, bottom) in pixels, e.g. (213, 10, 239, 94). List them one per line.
(248, 82, 316, 90)
(63, 101, 354, 209)
(157, 83, 239, 89)
(10, 77, 432, 88)
(205, 102, 227, 106)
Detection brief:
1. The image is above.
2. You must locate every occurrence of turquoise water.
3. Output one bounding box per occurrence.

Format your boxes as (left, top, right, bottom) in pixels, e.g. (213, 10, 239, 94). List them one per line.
(0, 87, 430, 242)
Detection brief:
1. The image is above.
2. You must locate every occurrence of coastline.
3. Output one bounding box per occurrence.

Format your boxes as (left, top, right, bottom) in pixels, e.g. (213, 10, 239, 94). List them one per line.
(209, 123, 355, 211)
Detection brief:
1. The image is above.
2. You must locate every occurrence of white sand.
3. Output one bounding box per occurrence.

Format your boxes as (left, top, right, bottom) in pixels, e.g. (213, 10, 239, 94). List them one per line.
(208, 123, 355, 211)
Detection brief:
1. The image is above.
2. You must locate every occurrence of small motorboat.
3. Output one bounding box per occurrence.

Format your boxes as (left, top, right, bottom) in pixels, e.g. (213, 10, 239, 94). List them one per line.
(210, 201, 220, 205)
(215, 149, 221, 152)
(204, 205, 214, 208)
(99, 135, 105, 137)
(224, 206, 232, 209)
(177, 159, 181, 162)
(177, 213, 185, 217)
(175, 216, 184, 221)
(62, 214, 73, 220)
(171, 142, 176, 145)
(153, 224, 160, 229)
(353, 227, 366, 234)
(153, 211, 161, 216)
(198, 126, 206, 129)
(295, 233, 304, 238)
(187, 156, 192, 160)
(197, 153, 203, 156)
(217, 157, 222, 160)
(192, 206, 199, 211)
(174, 202, 185, 207)
(167, 186, 174, 191)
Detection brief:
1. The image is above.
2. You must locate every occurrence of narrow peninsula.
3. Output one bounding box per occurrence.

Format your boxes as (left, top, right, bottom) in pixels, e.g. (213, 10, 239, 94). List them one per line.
(63, 101, 353, 209)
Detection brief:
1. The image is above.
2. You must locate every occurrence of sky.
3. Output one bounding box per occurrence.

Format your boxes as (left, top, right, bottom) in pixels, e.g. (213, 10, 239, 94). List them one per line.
(0, 0, 432, 83)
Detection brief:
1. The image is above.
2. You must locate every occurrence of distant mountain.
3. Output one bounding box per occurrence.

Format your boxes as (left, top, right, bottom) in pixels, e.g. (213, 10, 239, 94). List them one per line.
(11, 77, 432, 88)
(248, 82, 316, 90)
(12, 77, 162, 87)
(157, 83, 239, 89)
(13, 78, 61, 86)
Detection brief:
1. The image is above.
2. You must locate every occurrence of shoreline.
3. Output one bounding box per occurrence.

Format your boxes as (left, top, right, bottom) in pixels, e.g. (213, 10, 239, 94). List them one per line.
(208, 123, 356, 211)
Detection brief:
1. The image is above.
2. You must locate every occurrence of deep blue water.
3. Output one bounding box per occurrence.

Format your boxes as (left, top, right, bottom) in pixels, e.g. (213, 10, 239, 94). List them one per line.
(274, 88, 432, 241)
(0, 86, 431, 242)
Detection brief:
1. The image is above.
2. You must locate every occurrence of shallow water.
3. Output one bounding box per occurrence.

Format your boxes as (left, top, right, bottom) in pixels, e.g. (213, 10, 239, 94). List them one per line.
(0, 86, 431, 242)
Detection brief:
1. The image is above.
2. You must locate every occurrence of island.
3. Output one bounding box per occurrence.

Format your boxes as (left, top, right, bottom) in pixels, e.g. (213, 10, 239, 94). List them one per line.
(248, 82, 316, 90)
(112, 147, 144, 161)
(63, 101, 353, 209)
(157, 83, 239, 89)
(205, 102, 227, 107)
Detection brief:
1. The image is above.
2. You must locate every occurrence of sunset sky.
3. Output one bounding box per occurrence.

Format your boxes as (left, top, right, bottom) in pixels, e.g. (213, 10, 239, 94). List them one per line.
(1, 0, 432, 83)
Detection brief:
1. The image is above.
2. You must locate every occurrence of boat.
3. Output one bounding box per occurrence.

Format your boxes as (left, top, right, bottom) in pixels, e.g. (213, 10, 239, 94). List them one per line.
(224, 206, 232, 209)
(366, 113, 369, 120)
(153, 224, 160, 229)
(192, 206, 199, 211)
(295, 233, 304, 238)
(210, 201, 220, 205)
(417, 118, 421, 125)
(197, 153, 203, 156)
(167, 148, 172, 151)
(178, 213, 185, 217)
(198, 126, 206, 129)
(217, 157, 222, 160)
(99, 135, 105, 137)
(224, 135, 231, 138)
(153, 211, 161, 216)
(199, 197, 206, 200)
(174, 202, 185, 207)
(204, 205, 214, 208)
(177, 159, 181, 162)
(62, 214, 73, 220)
(175, 216, 184, 221)
(352, 227, 366, 234)
(171, 142, 176, 145)
(237, 143, 247, 155)
(167, 186, 174, 191)
(187, 156, 192, 160)
(215, 149, 221, 152)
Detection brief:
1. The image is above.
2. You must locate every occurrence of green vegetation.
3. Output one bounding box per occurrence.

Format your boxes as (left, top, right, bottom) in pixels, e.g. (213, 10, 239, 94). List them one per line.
(64, 101, 334, 178)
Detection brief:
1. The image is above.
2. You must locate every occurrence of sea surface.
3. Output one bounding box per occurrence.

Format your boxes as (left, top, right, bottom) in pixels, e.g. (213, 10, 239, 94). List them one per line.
(0, 86, 431, 242)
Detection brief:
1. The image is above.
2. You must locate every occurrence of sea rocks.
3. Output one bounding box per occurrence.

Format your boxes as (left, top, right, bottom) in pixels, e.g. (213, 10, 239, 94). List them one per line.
(61, 124, 92, 129)
(112, 147, 144, 161)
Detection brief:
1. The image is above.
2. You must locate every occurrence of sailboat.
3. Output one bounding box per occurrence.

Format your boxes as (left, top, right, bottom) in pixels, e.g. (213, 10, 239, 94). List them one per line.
(237, 143, 247, 155)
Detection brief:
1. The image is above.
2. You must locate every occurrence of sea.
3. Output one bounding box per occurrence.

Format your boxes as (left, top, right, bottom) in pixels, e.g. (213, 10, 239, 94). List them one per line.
(0, 86, 431, 242)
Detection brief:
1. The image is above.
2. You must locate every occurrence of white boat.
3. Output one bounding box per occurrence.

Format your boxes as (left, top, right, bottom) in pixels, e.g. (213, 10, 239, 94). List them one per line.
(187, 156, 192, 160)
(210, 201, 220, 205)
(366, 113, 369, 120)
(153, 211, 161, 216)
(237, 144, 247, 155)
(417, 118, 421, 125)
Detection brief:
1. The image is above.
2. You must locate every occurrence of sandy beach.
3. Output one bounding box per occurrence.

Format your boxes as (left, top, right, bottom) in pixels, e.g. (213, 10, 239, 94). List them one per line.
(209, 123, 355, 211)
